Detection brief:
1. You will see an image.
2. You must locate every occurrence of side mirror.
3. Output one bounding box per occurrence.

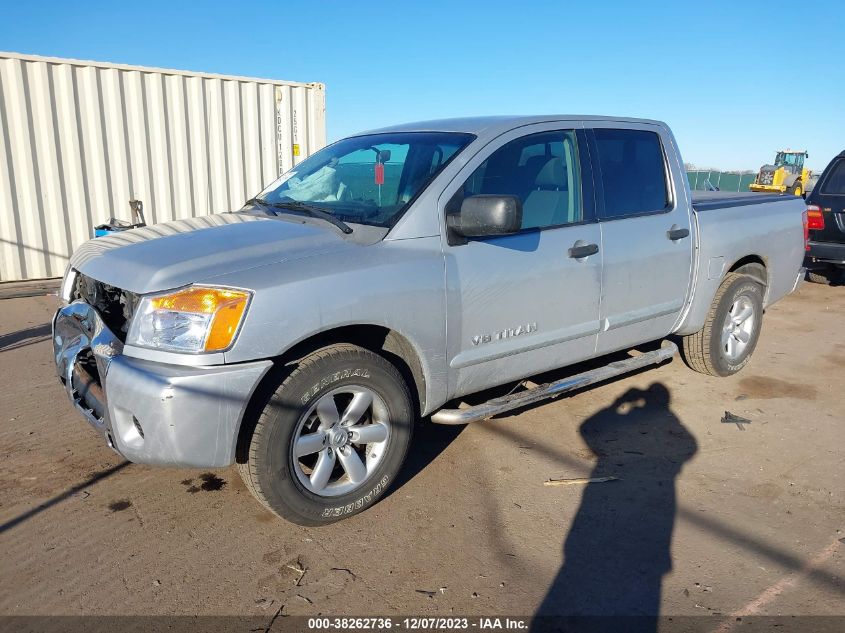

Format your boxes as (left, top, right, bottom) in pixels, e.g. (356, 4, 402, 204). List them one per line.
(449, 195, 522, 239)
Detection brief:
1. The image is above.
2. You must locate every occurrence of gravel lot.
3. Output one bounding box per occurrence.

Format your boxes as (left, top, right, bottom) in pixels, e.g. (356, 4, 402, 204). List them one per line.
(0, 283, 842, 622)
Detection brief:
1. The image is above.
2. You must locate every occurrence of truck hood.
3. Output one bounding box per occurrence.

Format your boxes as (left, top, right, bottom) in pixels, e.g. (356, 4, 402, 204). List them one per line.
(70, 212, 360, 294)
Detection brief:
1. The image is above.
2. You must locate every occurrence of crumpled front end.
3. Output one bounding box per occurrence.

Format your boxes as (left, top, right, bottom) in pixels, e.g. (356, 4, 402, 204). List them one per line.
(52, 300, 272, 467)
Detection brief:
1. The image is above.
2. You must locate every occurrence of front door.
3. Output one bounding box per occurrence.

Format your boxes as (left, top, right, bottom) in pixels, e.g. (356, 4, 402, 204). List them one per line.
(442, 125, 603, 399)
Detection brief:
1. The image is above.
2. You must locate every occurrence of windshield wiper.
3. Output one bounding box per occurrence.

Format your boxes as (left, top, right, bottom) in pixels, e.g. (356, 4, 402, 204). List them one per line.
(266, 200, 353, 234)
(244, 196, 270, 209)
(244, 196, 353, 234)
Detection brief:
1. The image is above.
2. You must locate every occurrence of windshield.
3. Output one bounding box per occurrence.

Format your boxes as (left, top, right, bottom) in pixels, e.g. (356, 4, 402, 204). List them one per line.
(253, 132, 474, 228)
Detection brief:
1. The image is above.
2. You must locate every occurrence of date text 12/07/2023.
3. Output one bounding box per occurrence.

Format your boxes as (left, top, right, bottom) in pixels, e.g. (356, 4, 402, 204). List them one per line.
(306, 617, 529, 630)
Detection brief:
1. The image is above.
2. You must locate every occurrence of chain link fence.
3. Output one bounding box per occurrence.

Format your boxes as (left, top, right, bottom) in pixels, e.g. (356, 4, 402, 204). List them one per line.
(686, 170, 757, 192)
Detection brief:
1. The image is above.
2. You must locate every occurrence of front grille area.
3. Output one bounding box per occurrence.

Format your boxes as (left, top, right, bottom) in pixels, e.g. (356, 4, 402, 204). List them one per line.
(72, 349, 106, 420)
(72, 274, 138, 342)
(758, 170, 775, 185)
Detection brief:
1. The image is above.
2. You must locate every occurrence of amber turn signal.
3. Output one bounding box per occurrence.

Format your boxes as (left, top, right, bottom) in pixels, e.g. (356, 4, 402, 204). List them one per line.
(149, 286, 250, 351)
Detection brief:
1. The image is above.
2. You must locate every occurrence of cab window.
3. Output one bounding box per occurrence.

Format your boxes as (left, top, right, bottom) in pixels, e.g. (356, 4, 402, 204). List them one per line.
(592, 128, 670, 219)
(459, 130, 582, 230)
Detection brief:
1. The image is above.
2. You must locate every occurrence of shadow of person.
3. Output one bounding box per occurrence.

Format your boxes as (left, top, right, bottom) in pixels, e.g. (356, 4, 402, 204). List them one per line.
(533, 383, 697, 633)
(382, 420, 466, 500)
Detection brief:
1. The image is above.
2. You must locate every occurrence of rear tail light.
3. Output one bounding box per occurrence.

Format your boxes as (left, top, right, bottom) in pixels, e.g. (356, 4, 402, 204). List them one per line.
(803, 210, 809, 251)
(806, 204, 825, 230)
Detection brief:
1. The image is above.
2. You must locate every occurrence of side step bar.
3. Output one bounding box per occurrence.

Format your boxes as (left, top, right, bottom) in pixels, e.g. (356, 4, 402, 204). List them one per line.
(430, 341, 678, 425)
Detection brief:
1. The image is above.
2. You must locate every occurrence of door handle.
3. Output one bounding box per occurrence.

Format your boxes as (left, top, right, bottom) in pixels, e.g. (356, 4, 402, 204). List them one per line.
(568, 243, 599, 259)
(667, 227, 690, 241)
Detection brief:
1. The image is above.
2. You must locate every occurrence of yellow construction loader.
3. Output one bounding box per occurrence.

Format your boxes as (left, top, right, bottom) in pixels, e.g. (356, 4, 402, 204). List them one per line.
(750, 149, 812, 196)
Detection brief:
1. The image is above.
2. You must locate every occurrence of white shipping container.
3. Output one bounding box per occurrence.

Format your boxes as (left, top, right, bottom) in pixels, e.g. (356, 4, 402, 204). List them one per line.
(0, 51, 326, 282)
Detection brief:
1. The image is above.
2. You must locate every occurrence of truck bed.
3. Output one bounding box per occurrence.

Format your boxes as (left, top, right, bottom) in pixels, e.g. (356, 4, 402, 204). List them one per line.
(676, 191, 806, 336)
(691, 191, 789, 211)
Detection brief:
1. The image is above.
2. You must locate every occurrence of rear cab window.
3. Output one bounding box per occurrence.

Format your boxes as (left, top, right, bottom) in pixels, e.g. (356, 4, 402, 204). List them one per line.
(591, 128, 671, 219)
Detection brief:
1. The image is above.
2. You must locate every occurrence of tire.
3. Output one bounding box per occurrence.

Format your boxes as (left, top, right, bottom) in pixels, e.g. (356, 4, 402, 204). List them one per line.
(789, 182, 802, 196)
(682, 273, 765, 377)
(237, 343, 414, 525)
(807, 269, 831, 285)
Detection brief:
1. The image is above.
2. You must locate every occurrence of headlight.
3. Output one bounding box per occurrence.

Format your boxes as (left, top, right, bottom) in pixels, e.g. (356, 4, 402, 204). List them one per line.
(59, 267, 78, 304)
(127, 286, 251, 353)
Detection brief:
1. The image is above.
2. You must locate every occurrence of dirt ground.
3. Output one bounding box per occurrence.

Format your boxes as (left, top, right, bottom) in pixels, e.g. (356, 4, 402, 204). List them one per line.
(0, 282, 842, 623)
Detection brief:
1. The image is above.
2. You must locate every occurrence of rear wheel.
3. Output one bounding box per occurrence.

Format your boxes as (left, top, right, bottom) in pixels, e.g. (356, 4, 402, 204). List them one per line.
(682, 273, 765, 377)
(237, 343, 414, 525)
(789, 182, 803, 196)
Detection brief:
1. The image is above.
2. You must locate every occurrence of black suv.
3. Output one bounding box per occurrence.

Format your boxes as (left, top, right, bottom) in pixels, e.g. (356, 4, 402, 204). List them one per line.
(805, 150, 845, 284)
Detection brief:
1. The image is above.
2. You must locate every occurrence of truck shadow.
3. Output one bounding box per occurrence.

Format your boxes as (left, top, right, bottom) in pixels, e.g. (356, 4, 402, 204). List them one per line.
(385, 421, 466, 495)
(0, 461, 131, 534)
(532, 383, 697, 632)
(390, 342, 674, 501)
(0, 322, 52, 353)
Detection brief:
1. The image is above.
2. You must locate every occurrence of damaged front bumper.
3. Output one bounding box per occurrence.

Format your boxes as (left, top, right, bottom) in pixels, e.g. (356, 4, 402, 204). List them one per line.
(52, 301, 272, 468)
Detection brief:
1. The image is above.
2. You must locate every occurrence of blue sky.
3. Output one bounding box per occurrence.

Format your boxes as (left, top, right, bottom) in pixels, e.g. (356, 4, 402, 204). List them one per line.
(2, 0, 843, 171)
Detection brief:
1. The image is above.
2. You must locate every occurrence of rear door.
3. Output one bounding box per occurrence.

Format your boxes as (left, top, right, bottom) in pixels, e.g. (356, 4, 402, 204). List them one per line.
(810, 154, 845, 243)
(586, 124, 694, 355)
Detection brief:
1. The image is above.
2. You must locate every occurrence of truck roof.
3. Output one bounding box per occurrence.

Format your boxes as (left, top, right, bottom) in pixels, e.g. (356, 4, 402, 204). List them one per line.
(356, 115, 667, 138)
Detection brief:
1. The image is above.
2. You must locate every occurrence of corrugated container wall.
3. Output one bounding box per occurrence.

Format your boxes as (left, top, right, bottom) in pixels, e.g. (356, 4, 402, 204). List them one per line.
(0, 51, 326, 282)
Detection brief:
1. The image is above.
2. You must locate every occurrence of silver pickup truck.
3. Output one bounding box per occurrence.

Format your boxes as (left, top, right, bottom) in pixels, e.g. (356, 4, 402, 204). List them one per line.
(53, 116, 807, 525)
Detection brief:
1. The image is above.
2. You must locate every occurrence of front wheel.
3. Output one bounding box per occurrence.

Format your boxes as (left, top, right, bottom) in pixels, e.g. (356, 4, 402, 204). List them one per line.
(682, 273, 765, 377)
(237, 343, 414, 525)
